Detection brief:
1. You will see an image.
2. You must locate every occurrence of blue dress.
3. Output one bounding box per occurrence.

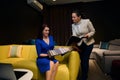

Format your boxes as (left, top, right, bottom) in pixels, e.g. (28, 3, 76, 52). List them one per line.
(35, 36, 58, 73)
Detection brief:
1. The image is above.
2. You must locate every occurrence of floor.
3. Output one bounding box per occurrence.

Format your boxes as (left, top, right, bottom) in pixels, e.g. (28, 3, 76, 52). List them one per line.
(87, 59, 112, 80)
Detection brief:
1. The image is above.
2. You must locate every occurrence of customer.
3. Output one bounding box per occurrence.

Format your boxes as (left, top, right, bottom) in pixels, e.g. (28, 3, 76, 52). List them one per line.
(35, 24, 59, 80)
(71, 9, 95, 80)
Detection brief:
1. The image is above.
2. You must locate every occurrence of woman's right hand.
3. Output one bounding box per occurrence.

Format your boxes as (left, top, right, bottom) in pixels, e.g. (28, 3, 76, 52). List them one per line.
(39, 54, 49, 57)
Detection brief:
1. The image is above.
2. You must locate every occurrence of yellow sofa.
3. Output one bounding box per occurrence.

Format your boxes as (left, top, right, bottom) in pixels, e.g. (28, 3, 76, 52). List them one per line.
(0, 44, 80, 80)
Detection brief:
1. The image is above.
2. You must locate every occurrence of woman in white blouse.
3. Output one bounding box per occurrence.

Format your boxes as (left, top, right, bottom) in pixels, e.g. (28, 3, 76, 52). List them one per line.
(71, 9, 95, 80)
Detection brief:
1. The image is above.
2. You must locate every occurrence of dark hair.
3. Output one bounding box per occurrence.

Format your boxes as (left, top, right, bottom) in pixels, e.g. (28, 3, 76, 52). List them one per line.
(72, 9, 82, 17)
(37, 24, 50, 39)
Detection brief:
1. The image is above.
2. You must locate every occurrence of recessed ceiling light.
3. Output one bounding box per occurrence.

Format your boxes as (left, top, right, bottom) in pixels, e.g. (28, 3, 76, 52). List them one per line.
(53, 0, 56, 1)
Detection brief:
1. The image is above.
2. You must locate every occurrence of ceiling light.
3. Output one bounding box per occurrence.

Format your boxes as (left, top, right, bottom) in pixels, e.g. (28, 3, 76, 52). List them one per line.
(53, 0, 56, 1)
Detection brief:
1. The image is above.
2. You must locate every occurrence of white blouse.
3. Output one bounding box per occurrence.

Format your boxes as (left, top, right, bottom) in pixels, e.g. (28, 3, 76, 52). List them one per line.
(72, 19, 95, 46)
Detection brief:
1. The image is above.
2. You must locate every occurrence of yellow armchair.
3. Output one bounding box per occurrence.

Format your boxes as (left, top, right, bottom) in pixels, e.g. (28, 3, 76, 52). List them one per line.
(55, 49, 80, 80)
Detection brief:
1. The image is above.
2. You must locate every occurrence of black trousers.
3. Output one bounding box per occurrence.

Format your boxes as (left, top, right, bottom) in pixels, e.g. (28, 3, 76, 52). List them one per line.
(77, 42, 93, 80)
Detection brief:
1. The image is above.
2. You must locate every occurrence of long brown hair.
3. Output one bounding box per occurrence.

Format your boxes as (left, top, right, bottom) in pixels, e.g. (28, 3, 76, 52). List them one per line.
(37, 24, 50, 39)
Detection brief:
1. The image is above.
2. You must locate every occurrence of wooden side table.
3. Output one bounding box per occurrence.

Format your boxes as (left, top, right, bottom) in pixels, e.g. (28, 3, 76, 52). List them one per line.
(14, 69, 33, 80)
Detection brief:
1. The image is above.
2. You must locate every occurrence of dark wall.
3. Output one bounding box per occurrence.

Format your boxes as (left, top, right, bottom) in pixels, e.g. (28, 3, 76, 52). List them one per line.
(43, 1, 120, 45)
(0, 0, 43, 44)
(0, 1, 120, 45)
(102, 1, 120, 41)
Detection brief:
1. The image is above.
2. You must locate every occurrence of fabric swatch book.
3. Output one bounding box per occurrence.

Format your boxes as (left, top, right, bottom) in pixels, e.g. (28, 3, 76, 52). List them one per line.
(48, 47, 72, 57)
(48, 36, 85, 57)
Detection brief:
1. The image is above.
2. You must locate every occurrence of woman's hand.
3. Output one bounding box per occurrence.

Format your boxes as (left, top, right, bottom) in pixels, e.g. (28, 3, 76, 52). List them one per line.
(84, 34, 89, 38)
(39, 54, 49, 57)
(72, 46, 80, 51)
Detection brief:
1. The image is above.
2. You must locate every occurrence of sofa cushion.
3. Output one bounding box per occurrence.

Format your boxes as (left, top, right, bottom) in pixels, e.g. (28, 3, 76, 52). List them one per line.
(8, 45, 22, 58)
(0, 45, 10, 60)
(28, 46, 37, 60)
(21, 45, 32, 59)
(109, 39, 120, 46)
(108, 39, 120, 50)
(108, 44, 120, 50)
(99, 41, 109, 49)
(0, 58, 24, 65)
(21, 45, 37, 60)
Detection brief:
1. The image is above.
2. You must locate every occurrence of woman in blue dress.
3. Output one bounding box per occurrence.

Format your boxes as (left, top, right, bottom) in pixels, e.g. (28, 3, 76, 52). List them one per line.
(35, 24, 59, 80)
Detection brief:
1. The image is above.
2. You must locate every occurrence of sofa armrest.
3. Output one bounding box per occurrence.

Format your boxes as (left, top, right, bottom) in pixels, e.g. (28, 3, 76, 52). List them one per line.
(93, 44, 99, 48)
(103, 50, 120, 56)
(62, 51, 80, 80)
(103, 50, 120, 73)
(68, 51, 80, 80)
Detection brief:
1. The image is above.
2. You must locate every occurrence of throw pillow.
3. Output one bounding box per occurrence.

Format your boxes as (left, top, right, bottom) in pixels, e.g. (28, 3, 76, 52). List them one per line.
(99, 41, 109, 49)
(8, 45, 23, 58)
